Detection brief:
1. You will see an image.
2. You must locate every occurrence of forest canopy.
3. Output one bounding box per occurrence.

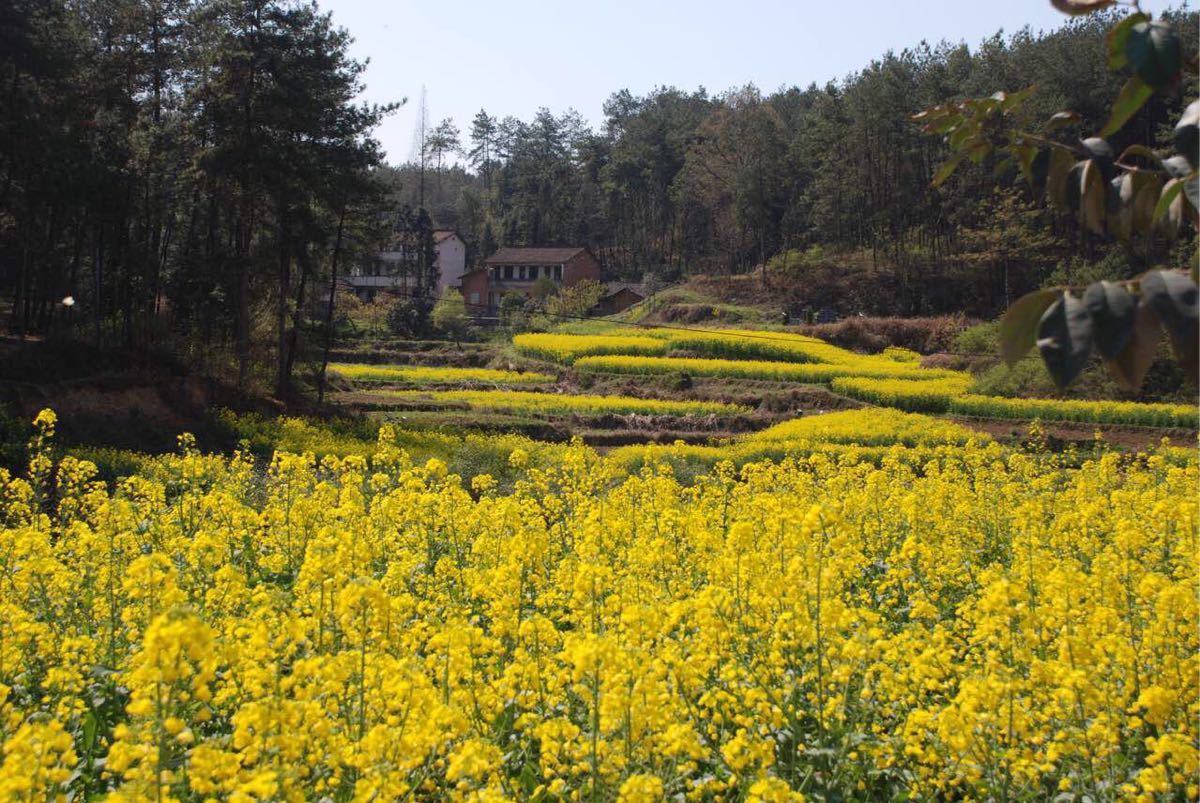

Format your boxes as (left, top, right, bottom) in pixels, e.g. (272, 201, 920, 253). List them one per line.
(1, 1, 1195, 391)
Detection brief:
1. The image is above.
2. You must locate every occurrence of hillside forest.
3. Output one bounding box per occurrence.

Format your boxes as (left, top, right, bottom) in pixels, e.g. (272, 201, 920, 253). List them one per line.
(1, 1, 1196, 393)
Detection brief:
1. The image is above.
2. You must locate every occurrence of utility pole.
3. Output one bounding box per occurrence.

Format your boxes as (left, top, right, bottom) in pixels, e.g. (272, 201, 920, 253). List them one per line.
(410, 86, 429, 208)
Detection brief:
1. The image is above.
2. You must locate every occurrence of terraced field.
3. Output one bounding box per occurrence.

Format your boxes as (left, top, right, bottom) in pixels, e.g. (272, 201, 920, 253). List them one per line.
(326, 323, 1197, 453)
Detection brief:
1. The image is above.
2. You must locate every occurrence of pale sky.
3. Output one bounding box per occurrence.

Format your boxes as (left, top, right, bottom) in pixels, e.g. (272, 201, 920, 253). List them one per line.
(318, 0, 1083, 164)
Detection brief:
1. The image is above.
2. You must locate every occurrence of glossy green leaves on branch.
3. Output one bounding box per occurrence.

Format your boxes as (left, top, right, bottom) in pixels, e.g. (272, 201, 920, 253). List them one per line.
(919, 6, 1199, 390)
(1124, 20, 1182, 89)
(999, 289, 1061, 368)
(1002, 271, 1199, 389)
(1083, 281, 1135, 359)
(1141, 270, 1200, 384)
(1037, 293, 1095, 387)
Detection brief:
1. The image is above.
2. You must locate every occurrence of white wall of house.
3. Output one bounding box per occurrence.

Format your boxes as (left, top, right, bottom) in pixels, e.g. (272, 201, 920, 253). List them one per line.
(341, 232, 467, 299)
(435, 235, 466, 294)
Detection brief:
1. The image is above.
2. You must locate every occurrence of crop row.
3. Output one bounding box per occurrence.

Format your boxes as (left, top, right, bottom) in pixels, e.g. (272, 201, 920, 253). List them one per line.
(829, 376, 974, 412)
(573, 354, 965, 383)
(513, 327, 891, 367)
(747, 408, 984, 447)
(948, 394, 1198, 429)
(510, 333, 668, 362)
(330, 363, 553, 385)
(375, 388, 749, 417)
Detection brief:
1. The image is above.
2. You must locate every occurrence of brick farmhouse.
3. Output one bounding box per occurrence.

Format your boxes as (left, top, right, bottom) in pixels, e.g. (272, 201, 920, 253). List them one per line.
(461, 246, 602, 314)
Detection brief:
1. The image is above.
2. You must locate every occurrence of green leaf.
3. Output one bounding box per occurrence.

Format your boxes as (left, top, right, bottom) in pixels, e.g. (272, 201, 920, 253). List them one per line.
(1083, 281, 1136, 358)
(1153, 178, 1186, 221)
(83, 710, 98, 753)
(1051, 0, 1116, 15)
(1184, 173, 1199, 213)
(922, 112, 964, 135)
(1065, 161, 1086, 212)
(1162, 155, 1193, 179)
(1109, 175, 1134, 240)
(1101, 77, 1153, 137)
(1046, 148, 1075, 207)
(1156, 177, 1194, 239)
(1037, 293, 1095, 388)
(999, 288, 1061, 367)
(1080, 159, 1106, 234)
(1140, 269, 1199, 384)
(931, 152, 967, 187)
(1131, 173, 1163, 234)
(1107, 13, 1149, 70)
(1117, 144, 1160, 166)
(1106, 301, 1161, 390)
(1125, 20, 1182, 89)
(1046, 111, 1081, 130)
(1175, 99, 1199, 170)
(1080, 137, 1116, 180)
(967, 137, 992, 164)
(999, 85, 1036, 111)
(948, 124, 975, 151)
(1014, 143, 1038, 185)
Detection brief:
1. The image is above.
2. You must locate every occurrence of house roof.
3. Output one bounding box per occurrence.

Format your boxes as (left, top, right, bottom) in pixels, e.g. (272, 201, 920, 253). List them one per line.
(604, 282, 646, 298)
(485, 246, 587, 265)
(433, 230, 460, 243)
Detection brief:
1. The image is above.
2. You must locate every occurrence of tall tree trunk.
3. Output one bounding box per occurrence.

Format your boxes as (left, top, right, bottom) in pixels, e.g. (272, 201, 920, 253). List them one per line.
(283, 240, 310, 395)
(275, 207, 291, 398)
(317, 203, 347, 405)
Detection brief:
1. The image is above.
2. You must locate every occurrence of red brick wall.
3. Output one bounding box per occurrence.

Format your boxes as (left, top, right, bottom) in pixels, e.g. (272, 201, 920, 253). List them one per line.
(564, 250, 602, 285)
(461, 270, 489, 310)
(596, 288, 643, 315)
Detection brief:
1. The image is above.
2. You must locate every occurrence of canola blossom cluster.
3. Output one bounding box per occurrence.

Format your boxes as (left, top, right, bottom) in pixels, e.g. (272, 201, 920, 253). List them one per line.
(0, 409, 1195, 801)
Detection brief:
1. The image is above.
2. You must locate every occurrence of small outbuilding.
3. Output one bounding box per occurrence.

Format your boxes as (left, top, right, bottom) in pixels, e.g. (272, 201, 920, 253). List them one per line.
(594, 283, 647, 316)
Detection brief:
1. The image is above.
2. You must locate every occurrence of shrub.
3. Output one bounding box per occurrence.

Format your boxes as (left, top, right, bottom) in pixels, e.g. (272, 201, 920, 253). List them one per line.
(954, 321, 1000, 355)
(795, 315, 968, 353)
(387, 296, 433, 338)
(432, 290, 471, 344)
(499, 293, 535, 331)
(545, 278, 607, 318)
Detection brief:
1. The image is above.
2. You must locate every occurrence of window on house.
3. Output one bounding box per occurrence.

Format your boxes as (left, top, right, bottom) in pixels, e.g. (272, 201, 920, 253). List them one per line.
(504, 265, 514, 280)
(469, 292, 479, 305)
(554, 265, 563, 280)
